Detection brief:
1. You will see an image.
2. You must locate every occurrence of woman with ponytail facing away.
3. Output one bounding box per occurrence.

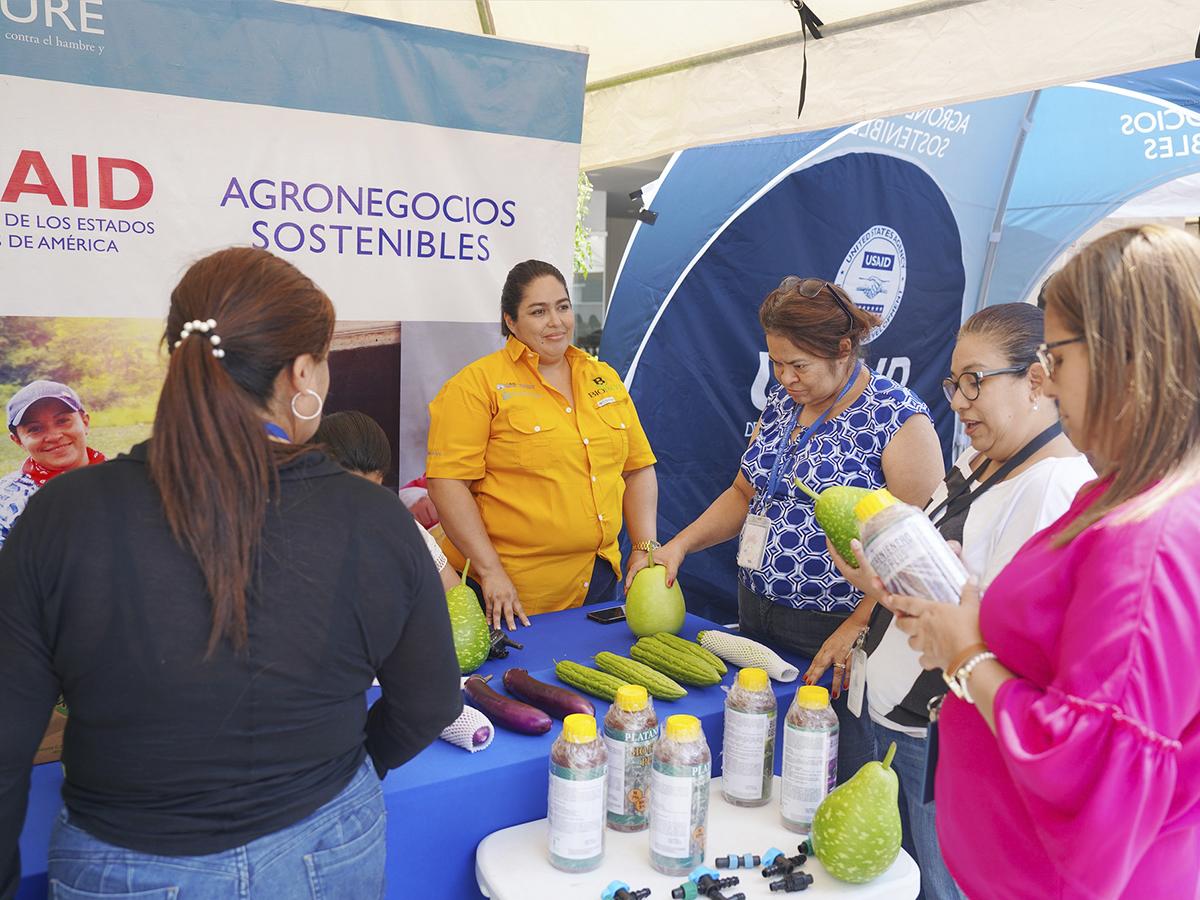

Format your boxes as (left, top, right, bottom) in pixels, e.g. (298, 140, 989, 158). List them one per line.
(0, 248, 462, 899)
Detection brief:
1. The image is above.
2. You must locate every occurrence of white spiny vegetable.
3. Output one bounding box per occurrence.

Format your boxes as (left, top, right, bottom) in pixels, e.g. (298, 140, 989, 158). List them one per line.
(695, 630, 799, 682)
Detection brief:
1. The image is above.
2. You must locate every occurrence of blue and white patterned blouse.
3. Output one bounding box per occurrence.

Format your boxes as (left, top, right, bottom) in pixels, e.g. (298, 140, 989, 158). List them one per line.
(739, 371, 930, 612)
(0, 469, 38, 550)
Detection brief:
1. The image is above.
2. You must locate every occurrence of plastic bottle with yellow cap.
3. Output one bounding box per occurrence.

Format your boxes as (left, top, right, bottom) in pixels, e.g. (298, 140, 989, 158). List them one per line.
(855, 487, 967, 604)
(780, 684, 839, 833)
(602, 684, 658, 832)
(650, 714, 711, 875)
(722, 666, 778, 807)
(548, 713, 608, 872)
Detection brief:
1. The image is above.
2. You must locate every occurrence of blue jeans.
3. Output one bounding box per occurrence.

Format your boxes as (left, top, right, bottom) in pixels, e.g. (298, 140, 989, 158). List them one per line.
(870, 721, 965, 900)
(738, 585, 878, 783)
(46, 759, 385, 900)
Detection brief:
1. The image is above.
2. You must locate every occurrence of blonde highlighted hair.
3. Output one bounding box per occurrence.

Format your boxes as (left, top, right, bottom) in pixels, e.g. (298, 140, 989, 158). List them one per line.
(1043, 224, 1200, 544)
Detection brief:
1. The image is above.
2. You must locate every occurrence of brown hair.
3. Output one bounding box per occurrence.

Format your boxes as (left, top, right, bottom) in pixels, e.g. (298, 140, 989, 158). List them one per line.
(500, 259, 568, 336)
(758, 277, 880, 359)
(313, 410, 392, 478)
(1043, 225, 1200, 544)
(958, 302, 1043, 368)
(149, 247, 336, 654)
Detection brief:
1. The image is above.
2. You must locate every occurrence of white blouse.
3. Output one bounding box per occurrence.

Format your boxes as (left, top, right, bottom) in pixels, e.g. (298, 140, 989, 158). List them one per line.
(867, 450, 1096, 736)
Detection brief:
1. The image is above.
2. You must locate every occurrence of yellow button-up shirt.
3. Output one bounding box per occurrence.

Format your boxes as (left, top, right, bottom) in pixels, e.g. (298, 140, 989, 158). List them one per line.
(427, 337, 656, 614)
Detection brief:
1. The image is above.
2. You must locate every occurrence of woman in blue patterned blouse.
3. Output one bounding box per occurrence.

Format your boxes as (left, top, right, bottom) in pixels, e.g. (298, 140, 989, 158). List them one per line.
(655, 277, 944, 778)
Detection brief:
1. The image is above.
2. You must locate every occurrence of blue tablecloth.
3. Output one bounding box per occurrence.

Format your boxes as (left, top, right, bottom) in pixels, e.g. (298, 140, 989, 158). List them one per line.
(18, 606, 817, 899)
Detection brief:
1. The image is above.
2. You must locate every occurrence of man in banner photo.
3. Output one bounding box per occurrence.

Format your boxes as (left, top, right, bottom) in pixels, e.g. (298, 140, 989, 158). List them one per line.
(1, 380, 106, 548)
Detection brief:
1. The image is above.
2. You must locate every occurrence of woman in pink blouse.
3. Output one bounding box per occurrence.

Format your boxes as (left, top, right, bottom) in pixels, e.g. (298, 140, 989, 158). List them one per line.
(884, 224, 1200, 899)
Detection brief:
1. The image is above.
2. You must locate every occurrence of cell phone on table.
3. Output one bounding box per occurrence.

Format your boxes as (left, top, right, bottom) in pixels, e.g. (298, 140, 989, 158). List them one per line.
(586, 605, 627, 624)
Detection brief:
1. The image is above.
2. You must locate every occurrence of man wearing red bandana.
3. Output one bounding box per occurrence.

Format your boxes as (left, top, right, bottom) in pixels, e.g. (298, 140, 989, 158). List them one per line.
(1, 381, 105, 548)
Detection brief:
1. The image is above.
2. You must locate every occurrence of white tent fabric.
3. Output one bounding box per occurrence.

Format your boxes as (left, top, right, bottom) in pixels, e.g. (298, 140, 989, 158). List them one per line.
(285, 0, 1197, 170)
(1109, 174, 1200, 218)
(283, 0, 917, 80)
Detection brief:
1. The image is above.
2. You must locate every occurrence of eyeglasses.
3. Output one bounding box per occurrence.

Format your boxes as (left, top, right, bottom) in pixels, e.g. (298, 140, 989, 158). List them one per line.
(941, 365, 1029, 403)
(1036, 337, 1085, 379)
(777, 276, 855, 332)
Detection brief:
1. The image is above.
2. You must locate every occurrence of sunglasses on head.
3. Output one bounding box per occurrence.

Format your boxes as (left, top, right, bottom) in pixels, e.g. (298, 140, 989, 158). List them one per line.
(777, 276, 855, 332)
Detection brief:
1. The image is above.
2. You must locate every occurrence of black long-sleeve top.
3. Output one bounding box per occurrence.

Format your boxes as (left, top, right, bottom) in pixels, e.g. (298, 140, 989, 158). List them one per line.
(0, 442, 463, 898)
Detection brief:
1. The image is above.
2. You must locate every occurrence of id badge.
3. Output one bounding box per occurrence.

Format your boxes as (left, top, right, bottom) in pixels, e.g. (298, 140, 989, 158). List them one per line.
(846, 647, 868, 717)
(737, 514, 771, 570)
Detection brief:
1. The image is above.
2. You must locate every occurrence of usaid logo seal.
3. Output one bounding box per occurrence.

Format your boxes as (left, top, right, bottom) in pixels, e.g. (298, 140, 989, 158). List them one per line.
(835, 225, 907, 342)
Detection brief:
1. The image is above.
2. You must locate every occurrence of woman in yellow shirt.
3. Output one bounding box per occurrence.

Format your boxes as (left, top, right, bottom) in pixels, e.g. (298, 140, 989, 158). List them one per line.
(428, 260, 659, 630)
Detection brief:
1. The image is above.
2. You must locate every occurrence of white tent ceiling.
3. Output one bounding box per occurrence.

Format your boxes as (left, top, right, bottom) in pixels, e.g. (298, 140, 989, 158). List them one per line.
(285, 0, 1198, 170)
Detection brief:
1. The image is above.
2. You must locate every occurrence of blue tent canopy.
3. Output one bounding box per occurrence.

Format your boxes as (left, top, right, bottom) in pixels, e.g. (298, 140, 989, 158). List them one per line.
(602, 60, 1200, 621)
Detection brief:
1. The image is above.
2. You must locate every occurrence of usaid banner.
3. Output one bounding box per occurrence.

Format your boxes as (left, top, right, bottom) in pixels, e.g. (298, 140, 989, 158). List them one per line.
(602, 97, 1032, 619)
(0, 0, 586, 321)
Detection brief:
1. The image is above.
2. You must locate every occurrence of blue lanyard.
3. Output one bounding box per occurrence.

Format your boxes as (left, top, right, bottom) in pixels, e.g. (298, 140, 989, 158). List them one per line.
(764, 360, 862, 499)
(264, 422, 290, 442)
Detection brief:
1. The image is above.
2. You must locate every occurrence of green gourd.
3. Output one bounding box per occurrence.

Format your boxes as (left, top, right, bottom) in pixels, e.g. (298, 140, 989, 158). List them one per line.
(646, 632, 728, 675)
(794, 480, 873, 568)
(630, 638, 721, 686)
(555, 660, 630, 701)
(624, 546, 686, 637)
(807, 742, 903, 883)
(446, 560, 489, 674)
(593, 651, 687, 700)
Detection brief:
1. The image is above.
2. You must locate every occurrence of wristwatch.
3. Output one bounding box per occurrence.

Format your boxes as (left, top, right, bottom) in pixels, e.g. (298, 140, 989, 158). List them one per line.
(942, 650, 997, 705)
(631, 540, 662, 553)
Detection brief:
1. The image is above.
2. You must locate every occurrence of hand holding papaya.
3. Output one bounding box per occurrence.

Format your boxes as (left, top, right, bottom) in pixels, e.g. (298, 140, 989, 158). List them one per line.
(622, 548, 651, 591)
(828, 538, 887, 602)
(646, 539, 687, 589)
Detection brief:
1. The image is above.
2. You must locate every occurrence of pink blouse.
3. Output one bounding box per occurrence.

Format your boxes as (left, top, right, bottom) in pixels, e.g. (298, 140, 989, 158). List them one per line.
(937, 479, 1200, 899)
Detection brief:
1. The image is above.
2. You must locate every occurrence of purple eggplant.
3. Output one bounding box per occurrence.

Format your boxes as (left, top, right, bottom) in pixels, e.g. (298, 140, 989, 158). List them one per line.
(472, 726, 492, 746)
(502, 668, 595, 719)
(463, 675, 552, 735)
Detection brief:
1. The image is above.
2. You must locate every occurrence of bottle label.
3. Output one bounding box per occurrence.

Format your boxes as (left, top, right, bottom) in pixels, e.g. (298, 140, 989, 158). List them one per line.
(650, 761, 710, 860)
(781, 723, 837, 825)
(864, 516, 966, 604)
(722, 706, 775, 800)
(548, 764, 606, 860)
(603, 725, 657, 823)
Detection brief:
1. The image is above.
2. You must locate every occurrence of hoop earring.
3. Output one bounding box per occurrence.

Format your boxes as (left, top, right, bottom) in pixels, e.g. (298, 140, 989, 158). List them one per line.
(290, 389, 323, 421)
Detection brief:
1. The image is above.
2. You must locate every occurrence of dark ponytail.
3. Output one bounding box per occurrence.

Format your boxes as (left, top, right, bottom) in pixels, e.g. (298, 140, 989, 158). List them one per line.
(312, 410, 392, 477)
(149, 247, 335, 655)
(958, 302, 1043, 368)
(500, 259, 567, 336)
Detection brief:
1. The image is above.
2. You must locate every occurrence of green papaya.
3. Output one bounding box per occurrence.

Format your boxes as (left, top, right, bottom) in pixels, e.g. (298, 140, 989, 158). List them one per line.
(808, 742, 903, 883)
(447, 560, 489, 674)
(795, 480, 872, 567)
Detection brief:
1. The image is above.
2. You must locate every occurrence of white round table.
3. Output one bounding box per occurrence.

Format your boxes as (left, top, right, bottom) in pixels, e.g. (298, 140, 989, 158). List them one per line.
(476, 776, 920, 899)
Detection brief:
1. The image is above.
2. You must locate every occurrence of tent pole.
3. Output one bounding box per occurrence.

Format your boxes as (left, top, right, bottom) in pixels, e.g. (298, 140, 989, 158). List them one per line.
(475, 0, 496, 35)
(973, 90, 1040, 315)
